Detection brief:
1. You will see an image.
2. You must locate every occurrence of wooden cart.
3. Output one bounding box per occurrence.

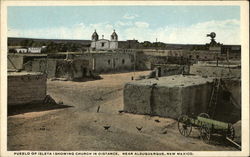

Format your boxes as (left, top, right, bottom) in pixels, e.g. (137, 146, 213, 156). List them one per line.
(177, 113, 238, 148)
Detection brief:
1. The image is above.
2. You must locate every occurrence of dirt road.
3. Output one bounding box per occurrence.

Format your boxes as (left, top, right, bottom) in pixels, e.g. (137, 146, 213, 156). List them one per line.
(8, 71, 237, 151)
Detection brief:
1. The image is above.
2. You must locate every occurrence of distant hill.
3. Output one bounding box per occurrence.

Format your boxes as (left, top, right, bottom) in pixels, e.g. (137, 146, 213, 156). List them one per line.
(8, 37, 91, 53)
(8, 37, 91, 46)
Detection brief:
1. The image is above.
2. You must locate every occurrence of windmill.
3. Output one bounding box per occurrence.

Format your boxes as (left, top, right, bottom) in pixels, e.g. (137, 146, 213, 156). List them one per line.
(206, 32, 217, 46)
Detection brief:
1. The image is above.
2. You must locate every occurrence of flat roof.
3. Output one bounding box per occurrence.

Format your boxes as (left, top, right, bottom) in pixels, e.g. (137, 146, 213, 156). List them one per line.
(128, 75, 214, 87)
(8, 71, 44, 76)
(8, 53, 47, 57)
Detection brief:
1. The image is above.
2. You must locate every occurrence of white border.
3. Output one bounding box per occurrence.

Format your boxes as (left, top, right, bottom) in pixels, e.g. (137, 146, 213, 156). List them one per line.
(1, 1, 249, 157)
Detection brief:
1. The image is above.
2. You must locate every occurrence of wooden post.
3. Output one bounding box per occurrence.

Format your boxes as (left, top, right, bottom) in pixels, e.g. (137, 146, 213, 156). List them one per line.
(216, 53, 218, 67)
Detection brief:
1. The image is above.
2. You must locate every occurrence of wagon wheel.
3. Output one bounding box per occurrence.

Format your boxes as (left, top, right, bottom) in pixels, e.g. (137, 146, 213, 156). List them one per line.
(226, 124, 235, 140)
(178, 115, 192, 137)
(198, 113, 210, 118)
(200, 124, 211, 143)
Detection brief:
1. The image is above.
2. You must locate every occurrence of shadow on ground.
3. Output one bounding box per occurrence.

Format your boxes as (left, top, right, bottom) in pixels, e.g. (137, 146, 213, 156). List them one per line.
(50, 76, 103, 82)
(8, 103, 73, 116)
(72, 76, 103, 82)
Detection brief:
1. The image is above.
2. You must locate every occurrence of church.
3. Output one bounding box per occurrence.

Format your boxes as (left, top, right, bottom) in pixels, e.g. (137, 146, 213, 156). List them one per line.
(90, 30, 118, 50)
(90, 30, 140, 50)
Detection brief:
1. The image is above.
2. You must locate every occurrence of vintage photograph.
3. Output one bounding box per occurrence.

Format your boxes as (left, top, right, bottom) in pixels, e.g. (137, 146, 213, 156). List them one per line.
(1, 1, 249, 156)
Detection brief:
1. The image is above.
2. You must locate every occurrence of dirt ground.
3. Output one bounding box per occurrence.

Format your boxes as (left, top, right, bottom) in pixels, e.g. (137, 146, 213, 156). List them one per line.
(7, 71, 238, 151)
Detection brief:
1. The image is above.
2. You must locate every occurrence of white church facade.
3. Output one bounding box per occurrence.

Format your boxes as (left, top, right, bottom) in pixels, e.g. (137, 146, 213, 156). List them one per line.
(90, 30, 119, 50)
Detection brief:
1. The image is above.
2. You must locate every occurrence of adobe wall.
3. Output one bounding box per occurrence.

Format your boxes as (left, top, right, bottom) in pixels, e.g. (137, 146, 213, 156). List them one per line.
(222, 79, 241, 107)
(32, 59, 47, 73)
(152, 64, 190, 77)
(190, 64, 241, 78)
(141, 49, 219, 60)
(78, 52, 134, 73)
(8, 54, 48, 71)
(28, 58, 90, 80)
(135, 52, 191, 70)
(8, 72, 47, 106)
(214, 79, 241, 123)
(55, 59, 89, 80)
(123, 75, 214, 119)
(47, 59, 57, 78)
(189, 62, 241, 122)
(134, 49, 230, 70)
(197, 60, 241, 66)
(7, 55, 24, 70)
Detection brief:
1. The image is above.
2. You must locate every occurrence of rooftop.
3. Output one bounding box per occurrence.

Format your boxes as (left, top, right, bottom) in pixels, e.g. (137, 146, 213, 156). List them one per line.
(128, 75, 214, 87)
(8, 53, 47, 57)
(8, 71, 44, 76)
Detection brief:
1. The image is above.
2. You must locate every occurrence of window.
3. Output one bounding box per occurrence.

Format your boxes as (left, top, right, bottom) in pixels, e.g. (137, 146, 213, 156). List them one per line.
(122, 59, 125, 64)
(101, 43, 105, 47)
(108, 60, 111, 64)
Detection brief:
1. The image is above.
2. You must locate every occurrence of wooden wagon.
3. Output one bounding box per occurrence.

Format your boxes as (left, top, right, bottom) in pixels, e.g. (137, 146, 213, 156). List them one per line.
(177, 113, 238, 147)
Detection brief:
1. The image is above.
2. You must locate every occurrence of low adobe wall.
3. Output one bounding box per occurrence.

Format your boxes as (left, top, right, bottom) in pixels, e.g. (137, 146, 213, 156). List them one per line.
(24, 58, 90, 80)
(7, 55, 24, 70)
(8, 72, 47, 106)
(54, 59, 90, 80)
(78, 52, 134, 73)
(190, 64, 241, 78)
(123, 75, 214, 119)
(152, 64, 190, 77)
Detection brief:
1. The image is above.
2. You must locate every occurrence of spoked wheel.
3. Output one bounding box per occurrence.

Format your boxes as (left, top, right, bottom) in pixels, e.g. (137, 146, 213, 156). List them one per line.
(200, 124, 211, 143)
(226, 124, 235, 140)
(198, 113, 210, 118)
(178, 115, 192, 137)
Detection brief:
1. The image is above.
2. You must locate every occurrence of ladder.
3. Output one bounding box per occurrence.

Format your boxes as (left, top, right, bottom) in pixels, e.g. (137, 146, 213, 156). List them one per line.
(208, 78, 221, 118)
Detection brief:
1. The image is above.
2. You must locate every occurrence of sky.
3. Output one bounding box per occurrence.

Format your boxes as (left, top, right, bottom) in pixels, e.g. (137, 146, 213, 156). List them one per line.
(8, 6, 240, 44)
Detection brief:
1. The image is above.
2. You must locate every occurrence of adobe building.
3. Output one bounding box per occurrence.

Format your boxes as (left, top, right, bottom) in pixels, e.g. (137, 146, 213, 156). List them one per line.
(190, 61, 241, 78)
(124, 75, 214, 119)
(8, 72, 47, 106)
(78, 51, 135, 73)
(123, 74, 241, 123)
(7, 53, 48, 70)
(23, 57, 90, 80)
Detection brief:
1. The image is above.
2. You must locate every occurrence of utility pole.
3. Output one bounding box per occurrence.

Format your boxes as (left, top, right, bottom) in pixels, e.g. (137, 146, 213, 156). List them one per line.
(133, 50, 136, 80)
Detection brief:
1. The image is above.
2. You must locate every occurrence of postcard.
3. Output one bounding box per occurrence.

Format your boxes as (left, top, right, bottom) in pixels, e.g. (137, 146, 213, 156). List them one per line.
(1, 1, 249, 157)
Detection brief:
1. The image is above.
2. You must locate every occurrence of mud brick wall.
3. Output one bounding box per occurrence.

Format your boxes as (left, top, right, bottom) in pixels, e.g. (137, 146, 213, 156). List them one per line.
(213, 79, 241, 123)
(152, 64, 190, 77)
(78, 52, 134, 73)
(7, 55, 24, 70)
(8, 73, 47, 106)
(123, 76, 213, 119)
(55, 59, 89, 80)
(190, 64, 241, 78)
